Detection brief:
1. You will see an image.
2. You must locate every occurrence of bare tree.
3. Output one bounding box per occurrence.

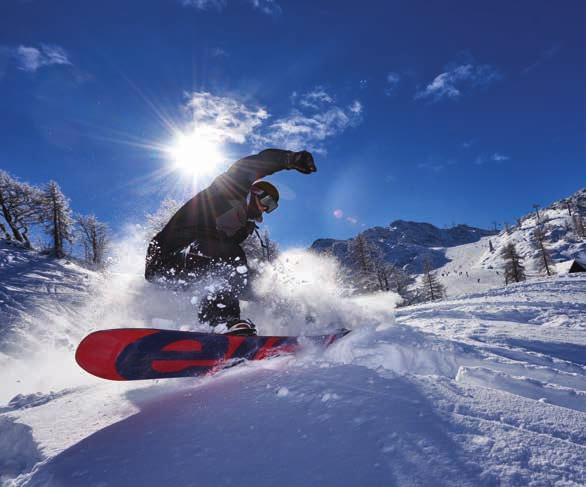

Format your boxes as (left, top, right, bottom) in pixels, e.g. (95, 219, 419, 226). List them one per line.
(565, 200, 573, 216)
(532, 204, 541, 224)
(532, 225, 555, 276)
(418, 259, 446, 302)
(500, 243, 526, 284)
(0, 171, 41, 247)
(37, 181, 74, 258)
(77, 214, 109, 267)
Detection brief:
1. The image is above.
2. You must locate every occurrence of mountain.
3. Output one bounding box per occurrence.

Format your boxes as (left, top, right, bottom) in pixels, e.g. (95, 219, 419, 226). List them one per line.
(311, 188, 586, 280)
(312, 221, 497, 274)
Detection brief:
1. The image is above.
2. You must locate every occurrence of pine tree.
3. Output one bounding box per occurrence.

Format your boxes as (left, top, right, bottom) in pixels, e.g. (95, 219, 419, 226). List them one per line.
(418, 259, 446, 302)
(0, 170, 41, 247)
(347, 234, 379, 292)
(386, 264, 414, 302)
(532, 225, 555, 276)
(500, 243, 526, 284)
(76, 214, 109, 267)
(489, 239, 494, 253)
(38, 181, 74, 258)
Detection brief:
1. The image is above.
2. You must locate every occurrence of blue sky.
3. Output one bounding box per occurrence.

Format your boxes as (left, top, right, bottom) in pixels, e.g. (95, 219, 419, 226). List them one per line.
(1, 0, 584, 248)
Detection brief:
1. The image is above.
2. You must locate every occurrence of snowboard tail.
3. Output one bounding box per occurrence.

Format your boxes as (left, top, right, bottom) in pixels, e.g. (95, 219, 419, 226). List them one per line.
(76, 328, 348, 381)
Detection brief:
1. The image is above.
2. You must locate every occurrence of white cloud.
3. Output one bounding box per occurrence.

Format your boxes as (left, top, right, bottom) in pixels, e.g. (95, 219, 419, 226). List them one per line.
(259, 89, 363, 153)
(522, 42, 562, 74)
(182, 88, 362, 154)
(184, 91, 269, 144)
(14, 44, 71, 72)
(385, 72, 400, 96)
(180, 0, 282, 14)
(249, 0, 282, 15)
(417, 161, 445, 172)
(295, 87, 335, 110)
(415, 63, 501, 102)
(346, 216, 358, 224)
(180, 0, 226, 10)
(209, 47, 228, 57)
(474, 152, 511, 165)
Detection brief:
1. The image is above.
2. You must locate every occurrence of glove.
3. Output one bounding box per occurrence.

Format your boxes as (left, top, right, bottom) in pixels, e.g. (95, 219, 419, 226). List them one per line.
(288, 151, 317, 174)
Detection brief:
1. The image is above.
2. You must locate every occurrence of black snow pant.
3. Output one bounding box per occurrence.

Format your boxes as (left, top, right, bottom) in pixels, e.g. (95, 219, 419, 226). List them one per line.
(146, 237, 248, 328)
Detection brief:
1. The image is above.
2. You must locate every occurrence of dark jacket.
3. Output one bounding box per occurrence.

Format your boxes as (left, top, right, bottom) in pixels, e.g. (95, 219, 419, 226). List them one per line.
(145, 149, 293, 279)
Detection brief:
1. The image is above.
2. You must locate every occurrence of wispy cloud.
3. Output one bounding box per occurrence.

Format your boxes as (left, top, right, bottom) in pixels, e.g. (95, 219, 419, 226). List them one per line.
(474, 152, 511, 165)
(415, 63, 501, 102)
(249, 0, 282, 15)
(180, 0, 226, 10)
(260, 88, 363, 153)
(209, 47, 228, 57)
(522, 42, 562, 74)
(11, 44, 71, 72)
(384, 72, 400, 96)
(293, 87, 334, 110)
(417, 161, 446, 172)
(182, 88, 363, 153)
(180, 0, 282, 15)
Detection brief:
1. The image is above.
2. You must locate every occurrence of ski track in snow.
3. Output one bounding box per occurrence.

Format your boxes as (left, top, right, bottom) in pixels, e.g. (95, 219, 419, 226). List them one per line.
(1, 240, 585, 486)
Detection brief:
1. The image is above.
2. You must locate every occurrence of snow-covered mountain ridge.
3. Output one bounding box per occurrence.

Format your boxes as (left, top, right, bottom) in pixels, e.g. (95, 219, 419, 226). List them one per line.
(0, 236, 585, 486)
(312, 188, 585, 274)
(312, 220, 496, 274)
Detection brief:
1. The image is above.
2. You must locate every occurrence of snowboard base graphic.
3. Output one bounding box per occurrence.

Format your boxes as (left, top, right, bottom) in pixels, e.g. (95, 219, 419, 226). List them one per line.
(76, 328, 349, 381)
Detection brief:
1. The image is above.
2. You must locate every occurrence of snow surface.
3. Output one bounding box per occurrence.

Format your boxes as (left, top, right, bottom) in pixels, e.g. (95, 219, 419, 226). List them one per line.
(1, 237, 585, 486)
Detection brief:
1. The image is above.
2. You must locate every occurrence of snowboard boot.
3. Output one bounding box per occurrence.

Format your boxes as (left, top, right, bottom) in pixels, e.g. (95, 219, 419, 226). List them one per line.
(224, 318, 257, 336)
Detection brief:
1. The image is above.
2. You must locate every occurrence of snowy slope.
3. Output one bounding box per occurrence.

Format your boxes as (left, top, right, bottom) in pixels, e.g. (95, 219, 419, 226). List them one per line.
(1, 238, 585, 486)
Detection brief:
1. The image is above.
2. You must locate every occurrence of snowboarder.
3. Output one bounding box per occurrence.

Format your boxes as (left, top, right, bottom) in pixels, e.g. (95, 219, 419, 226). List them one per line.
(145, 148, 317, 336)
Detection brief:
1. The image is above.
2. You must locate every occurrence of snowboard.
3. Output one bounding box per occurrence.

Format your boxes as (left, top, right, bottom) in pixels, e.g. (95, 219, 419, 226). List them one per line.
(76, 328, 350, 381)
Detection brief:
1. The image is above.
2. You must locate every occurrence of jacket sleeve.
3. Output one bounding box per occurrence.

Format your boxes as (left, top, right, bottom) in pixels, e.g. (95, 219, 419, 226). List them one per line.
(208, 148, 294, 201)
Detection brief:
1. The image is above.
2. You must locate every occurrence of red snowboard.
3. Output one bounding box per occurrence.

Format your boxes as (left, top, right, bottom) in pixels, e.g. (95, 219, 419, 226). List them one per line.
(76, 328, 349, 381)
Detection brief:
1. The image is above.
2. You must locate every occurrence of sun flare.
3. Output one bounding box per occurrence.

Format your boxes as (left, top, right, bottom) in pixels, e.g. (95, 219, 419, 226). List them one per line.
(166, 131, 225, 180)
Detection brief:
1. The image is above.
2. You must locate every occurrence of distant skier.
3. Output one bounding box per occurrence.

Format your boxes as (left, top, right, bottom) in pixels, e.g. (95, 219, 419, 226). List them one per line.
(145, 149, 317, 336)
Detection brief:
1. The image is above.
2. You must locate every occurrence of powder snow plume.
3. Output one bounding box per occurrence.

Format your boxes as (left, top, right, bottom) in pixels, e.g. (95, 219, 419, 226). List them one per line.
(1, 228, 399, 403)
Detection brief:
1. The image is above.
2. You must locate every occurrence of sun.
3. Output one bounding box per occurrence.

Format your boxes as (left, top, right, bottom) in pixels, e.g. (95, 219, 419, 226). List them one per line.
(166, 130, 225, 180)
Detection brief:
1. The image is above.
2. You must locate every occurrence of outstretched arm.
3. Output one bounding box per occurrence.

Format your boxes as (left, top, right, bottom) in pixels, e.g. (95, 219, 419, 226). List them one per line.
(210, 148, 316, 200)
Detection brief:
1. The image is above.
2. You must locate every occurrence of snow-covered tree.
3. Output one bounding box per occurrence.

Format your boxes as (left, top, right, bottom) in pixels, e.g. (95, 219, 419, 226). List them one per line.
(571, 213, 585, 239)
(77, 214, 109, 267)
(0, 170, 41, 247)
(145, 198, 183, 237)
(37, 181, 74, 258)
(532, 225, 555, 276)
(242, 227, 278, 263)
(418, 259, 446, 302)
(500, 242, 526, 284)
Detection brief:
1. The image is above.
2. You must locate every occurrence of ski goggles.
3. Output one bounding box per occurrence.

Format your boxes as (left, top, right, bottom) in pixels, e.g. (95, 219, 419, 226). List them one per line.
(258, 192, 278, 213)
